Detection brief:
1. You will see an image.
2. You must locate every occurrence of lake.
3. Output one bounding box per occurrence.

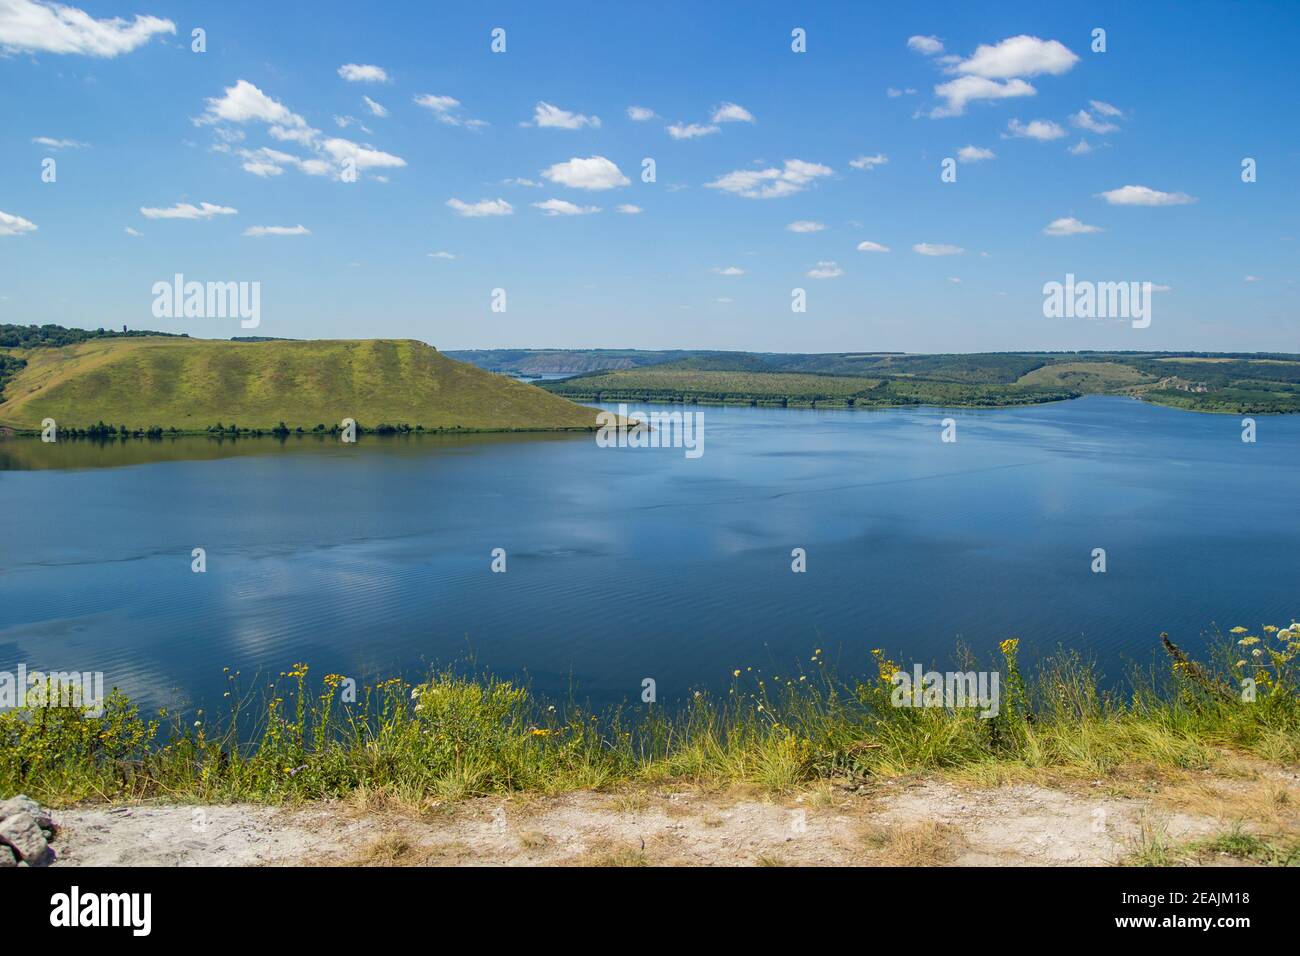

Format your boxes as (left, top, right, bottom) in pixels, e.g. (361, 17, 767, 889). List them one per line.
(2, 397, 1296, 715)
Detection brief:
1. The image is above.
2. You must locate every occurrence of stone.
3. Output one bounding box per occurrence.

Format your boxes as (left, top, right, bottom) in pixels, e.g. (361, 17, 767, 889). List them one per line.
(0, 795, 53, 830)
(0, 811, 51, 866)
(0, 845, 16, 867)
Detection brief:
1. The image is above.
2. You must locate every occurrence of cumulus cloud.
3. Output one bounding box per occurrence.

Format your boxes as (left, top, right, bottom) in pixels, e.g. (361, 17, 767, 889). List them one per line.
(139, 201, 236, 220)
(712, 266, 745, 276)
(533, 198, 600, 216)
(194, 80, 405, 183)
(1005, 118, 1066, 140)
(806, 260, 843, 279)
(627, 105, 656, 121)
(953, 35, 1078, 79)
(931, 75, 1035, 118)
(1043, 217, 1102, 236)
(706, 159, 833, 199)
(957, 145, 995, 162)
(362, 95, 388, 118)
(667, 122, 719, 140)
(320, 137, 405, 171)
(1068, 138, 1093, 155)
(913, 242, 964, 256)
(616, 204, 643, 214)
(428, 251, 456, 260)
(243, 224, 310, 237)
(528, 101, 600, 129)
(926, 35, 1077, 117)
(711, 102, 754, 123)
(787, 220, 825, 233)
(1090, 99, 1123, 117)
(0, 0, 174, 57)
(856, 240, 890, 252)
(849, 154, 888, 170)
(541, 155, 629, 190)
(1096, 185, 1196, 206)
(338, 63, 388, 83)
(446, 198, 513, 217)
(0, 209, 37, 236)
(907, 35, 944, 55)
(123, 226, 141, 237)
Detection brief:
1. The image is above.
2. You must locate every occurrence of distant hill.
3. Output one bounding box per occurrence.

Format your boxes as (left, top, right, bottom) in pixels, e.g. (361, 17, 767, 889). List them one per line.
(518, 349, 1300, 414)
(0, 336, 600, 433)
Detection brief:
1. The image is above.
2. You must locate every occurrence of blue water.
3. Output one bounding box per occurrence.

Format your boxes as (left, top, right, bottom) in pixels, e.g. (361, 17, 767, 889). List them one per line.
(2, 397, 1296, 714)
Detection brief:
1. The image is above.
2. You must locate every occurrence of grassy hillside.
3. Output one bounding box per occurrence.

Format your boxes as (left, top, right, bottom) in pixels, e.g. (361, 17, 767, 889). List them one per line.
(0, 336, 600, 433)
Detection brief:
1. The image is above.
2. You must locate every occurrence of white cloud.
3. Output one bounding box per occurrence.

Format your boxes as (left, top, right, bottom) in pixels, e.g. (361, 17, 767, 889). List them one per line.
(711, 102, 755, 123)
(243, 224, 310, 237)
(667, 122, 719, 139)
(957, 145, 995, 162)
(200, 80, 310, 132)
(953, 36, 1078, 79)
(907, 35, 944, 55)
(926, 35, 1076, 118)
(32, 136, 88, 149)
(886, 87, 918, 97)
(787, 220, 825, 233)
(616, 204, 643, 214)
(0, 0, 174, 57)
(1096, 185, 1196, 206)
(139, 201, 236, 220)
(338, 63, 389, 83)
(1043, 217, 1102, 237)
(428, 251, 456, 260)
(1090, 100, 1123, 117)
(806, 260, 843, 279)
(123, 226, 141, 237)
(1071, 109, 1117, 134)
(446, 198, 513, 217)
(712, 266, 745, 276)
(856, 240, 890, 253)
(362, 95, 388, 118)
(320, 138, 405, 171)
(529, 101, 600, 129)
(947, 276, 962, 284)
(930, 75, 1035, 118)
(1244, 275, 1260, 283)
(501, 177, 542, 187)
(913, 242, 964, 256)
(0, 209, 37, 236)
(533, 198, 600, 216)
(706, 159, 833, 199)
(1005, 118, 1066, 140)
(541, 155, 629, 190)
(849, 153, 888, 170)
(1068, 138, 1093, 155)
(627, 105, 656, 121)
(413, 94, 486, 129)
(414, 93, 459, 113)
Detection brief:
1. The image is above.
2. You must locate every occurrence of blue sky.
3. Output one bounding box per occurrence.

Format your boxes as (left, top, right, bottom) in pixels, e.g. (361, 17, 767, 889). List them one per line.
(2, 0, 1297, 353)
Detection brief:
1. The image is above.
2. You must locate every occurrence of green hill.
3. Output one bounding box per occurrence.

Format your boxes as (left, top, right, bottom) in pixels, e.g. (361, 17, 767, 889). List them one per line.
(0, 336, 600, 433)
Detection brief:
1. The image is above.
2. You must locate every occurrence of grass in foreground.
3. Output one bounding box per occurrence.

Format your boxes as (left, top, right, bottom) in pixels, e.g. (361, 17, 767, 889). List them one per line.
(2, 625, 1297, 808)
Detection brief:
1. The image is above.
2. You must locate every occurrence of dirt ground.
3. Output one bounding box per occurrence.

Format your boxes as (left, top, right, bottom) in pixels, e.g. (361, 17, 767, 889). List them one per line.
(43, 766, 1300, 867)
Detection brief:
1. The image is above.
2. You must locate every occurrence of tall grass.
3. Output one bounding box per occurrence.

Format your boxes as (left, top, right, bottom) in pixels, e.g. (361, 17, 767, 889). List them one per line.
(3, 625, 1297, 807)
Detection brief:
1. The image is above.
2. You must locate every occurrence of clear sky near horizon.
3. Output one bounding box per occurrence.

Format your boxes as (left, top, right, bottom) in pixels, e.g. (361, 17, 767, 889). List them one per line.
(2, 0, 1297, 353)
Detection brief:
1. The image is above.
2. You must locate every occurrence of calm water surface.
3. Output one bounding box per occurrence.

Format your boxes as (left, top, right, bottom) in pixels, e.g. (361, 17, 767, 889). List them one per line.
(2, 397, 1297, 713)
